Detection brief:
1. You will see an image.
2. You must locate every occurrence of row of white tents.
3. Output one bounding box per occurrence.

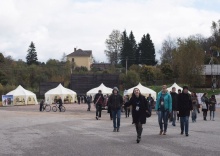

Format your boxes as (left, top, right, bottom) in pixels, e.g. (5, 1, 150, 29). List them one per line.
(5, 82, 186, 106)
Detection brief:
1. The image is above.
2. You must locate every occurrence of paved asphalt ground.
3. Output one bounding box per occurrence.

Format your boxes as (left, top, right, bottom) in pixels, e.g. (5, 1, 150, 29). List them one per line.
(0, 104, 220, 156)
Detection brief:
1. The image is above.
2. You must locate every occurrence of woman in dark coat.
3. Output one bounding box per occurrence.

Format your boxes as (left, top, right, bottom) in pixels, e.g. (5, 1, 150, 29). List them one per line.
(201, 93, 209, 121)
(125, 88, 149, 143)
(209, 95, 216, 121)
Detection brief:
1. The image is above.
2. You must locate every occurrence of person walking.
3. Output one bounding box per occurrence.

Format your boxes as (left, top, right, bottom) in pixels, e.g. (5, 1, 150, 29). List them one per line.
(170, 87, 178, 126)
(177, 86, 193, 136)
(191, 92, 198, 122)
(77, 95, 80, 104)
(177, 89, 182, 121)
(39, 99, 44, 111)
(146, 94, 154, 111)
(57, 97, 63, 112)
(155, 85, 172, 135)
(106, 94, 113, 120)
(209, 95, 216, 121)
(124, 95, 130, 118)
(201, 93, 209, 121)
(125, 88, 150, 143)
(108, 87, 123, 132)
(86, 95, 92, 111)
(94, 90, 104, 120)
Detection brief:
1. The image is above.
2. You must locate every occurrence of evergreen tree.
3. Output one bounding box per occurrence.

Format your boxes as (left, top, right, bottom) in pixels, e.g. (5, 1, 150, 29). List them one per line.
(26, 41, 38, 65)
(120, 30, 136, 67)
(139, 34, 157, 65)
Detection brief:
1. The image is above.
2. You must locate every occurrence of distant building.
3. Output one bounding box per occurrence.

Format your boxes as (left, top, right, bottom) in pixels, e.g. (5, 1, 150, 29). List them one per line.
(67, 48, 93, 70)
(202, 65, 220, 88)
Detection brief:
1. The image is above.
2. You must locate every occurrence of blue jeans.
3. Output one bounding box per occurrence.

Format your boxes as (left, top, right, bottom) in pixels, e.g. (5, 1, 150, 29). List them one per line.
(210, 111, 215, 119)
(180, 116, 189, 134)
(158, 111, 168, 132)
(192, 105, 197, 121)
(112, 109, 121, 129)
(172, 111, 176, 125)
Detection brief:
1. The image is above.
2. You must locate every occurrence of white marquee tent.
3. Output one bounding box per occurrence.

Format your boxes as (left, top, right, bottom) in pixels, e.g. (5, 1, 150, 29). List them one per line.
(86, 83, 113, 97)
(125, 83, 157, 99)
(6, 85, 38, 105)
(167, 83, 191, 94)
(45, 84, 77, 104)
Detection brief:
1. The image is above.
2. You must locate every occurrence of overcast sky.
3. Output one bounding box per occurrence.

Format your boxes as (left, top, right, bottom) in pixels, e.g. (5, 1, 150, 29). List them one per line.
(1, 0, 220, 63)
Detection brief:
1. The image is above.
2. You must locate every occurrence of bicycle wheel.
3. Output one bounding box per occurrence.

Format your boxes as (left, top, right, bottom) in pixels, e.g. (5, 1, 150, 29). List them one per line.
(52, 106, 57, 112)
(45, 105, 51, 112)
(61, 106, 66, 112)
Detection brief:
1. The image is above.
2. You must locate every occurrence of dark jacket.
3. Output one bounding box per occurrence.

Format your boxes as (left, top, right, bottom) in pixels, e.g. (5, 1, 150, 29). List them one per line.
(177, 93, 193, 117)
(94, 93, 104, 105)
(125, 95, 149, 124)
(146, 96, 154, 106)
(108, 94, 123, 110)
(170, 92, 178, 111)
(209, 97, 216, 111)
(201, 96, 209, 111)
(57, 98, 63, 105)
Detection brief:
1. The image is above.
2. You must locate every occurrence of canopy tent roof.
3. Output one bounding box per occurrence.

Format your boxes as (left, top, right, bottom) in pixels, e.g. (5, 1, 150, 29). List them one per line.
(86, 83, 113, 97)
(167, 83, 191, 94)
(125, 83, 157, 99)
(6, 85, 38, 105)
(45, 84, 76, 104)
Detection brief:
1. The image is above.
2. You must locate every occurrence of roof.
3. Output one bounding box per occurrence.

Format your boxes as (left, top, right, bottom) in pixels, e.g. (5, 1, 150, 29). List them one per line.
(67, 49, 92, 57)
(125, 83, 157, 99)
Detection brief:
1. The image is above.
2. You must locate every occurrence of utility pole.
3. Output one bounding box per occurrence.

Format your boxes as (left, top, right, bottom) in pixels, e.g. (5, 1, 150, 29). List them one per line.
(126, 57, 128, 75)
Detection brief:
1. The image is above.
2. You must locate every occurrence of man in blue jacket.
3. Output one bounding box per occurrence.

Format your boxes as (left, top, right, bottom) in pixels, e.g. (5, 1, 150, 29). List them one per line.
(155, 85, 172, 135)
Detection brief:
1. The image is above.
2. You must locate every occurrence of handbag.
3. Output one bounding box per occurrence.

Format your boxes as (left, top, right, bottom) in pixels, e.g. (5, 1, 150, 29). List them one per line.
(202, 102, 207, 109)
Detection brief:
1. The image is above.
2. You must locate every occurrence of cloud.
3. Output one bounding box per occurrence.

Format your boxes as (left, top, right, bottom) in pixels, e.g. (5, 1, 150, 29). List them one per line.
(0, 0, 220, 62)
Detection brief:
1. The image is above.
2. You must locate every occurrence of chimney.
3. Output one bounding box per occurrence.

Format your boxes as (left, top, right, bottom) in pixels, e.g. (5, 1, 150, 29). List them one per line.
(74, 48, 76, 52)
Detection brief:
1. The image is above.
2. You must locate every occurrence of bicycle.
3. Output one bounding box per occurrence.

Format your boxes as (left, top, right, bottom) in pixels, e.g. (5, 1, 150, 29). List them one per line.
(42, 103, 51, 112)
(52, 103, 66, 112)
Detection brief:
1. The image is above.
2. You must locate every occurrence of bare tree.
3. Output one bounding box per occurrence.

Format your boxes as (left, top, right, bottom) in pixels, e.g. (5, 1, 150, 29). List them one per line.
(159, 36, 177, 65)
(105, 30, 122, 64)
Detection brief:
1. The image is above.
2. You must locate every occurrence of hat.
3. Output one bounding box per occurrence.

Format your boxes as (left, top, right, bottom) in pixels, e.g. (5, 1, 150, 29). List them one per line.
(183, 86, 188, 90)
(113, 87, 119, 92)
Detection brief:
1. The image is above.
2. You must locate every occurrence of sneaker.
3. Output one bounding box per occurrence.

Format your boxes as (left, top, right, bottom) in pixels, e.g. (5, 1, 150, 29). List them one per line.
(180, 131, 183, 135)
(113, 128, 116, 132)
(172, 123, 176, 126)
(117, 128, 120, 132)
(163, 131, 166, 135)
(186, 134, 189, 137)
(159, 130, 163, 135)
(96, 116, 98, 120)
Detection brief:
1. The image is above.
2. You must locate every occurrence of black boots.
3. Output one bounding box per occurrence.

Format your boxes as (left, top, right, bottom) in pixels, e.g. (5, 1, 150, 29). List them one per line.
(136, 126, 143, 143)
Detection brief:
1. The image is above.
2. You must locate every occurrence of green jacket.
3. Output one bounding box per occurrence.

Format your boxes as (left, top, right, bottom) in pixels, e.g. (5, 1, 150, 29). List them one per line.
(155, 91, 172, 112)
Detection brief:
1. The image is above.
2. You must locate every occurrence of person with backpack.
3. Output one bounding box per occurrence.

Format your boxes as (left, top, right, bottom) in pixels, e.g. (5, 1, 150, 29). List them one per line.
(201, 93, 209, 121)
(155, 85, 172, 135)
(108, 87, 123, 132)
(94, 90, 104, 120)
(125, 88, 151, 143)
(177, 86, 193, 136)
